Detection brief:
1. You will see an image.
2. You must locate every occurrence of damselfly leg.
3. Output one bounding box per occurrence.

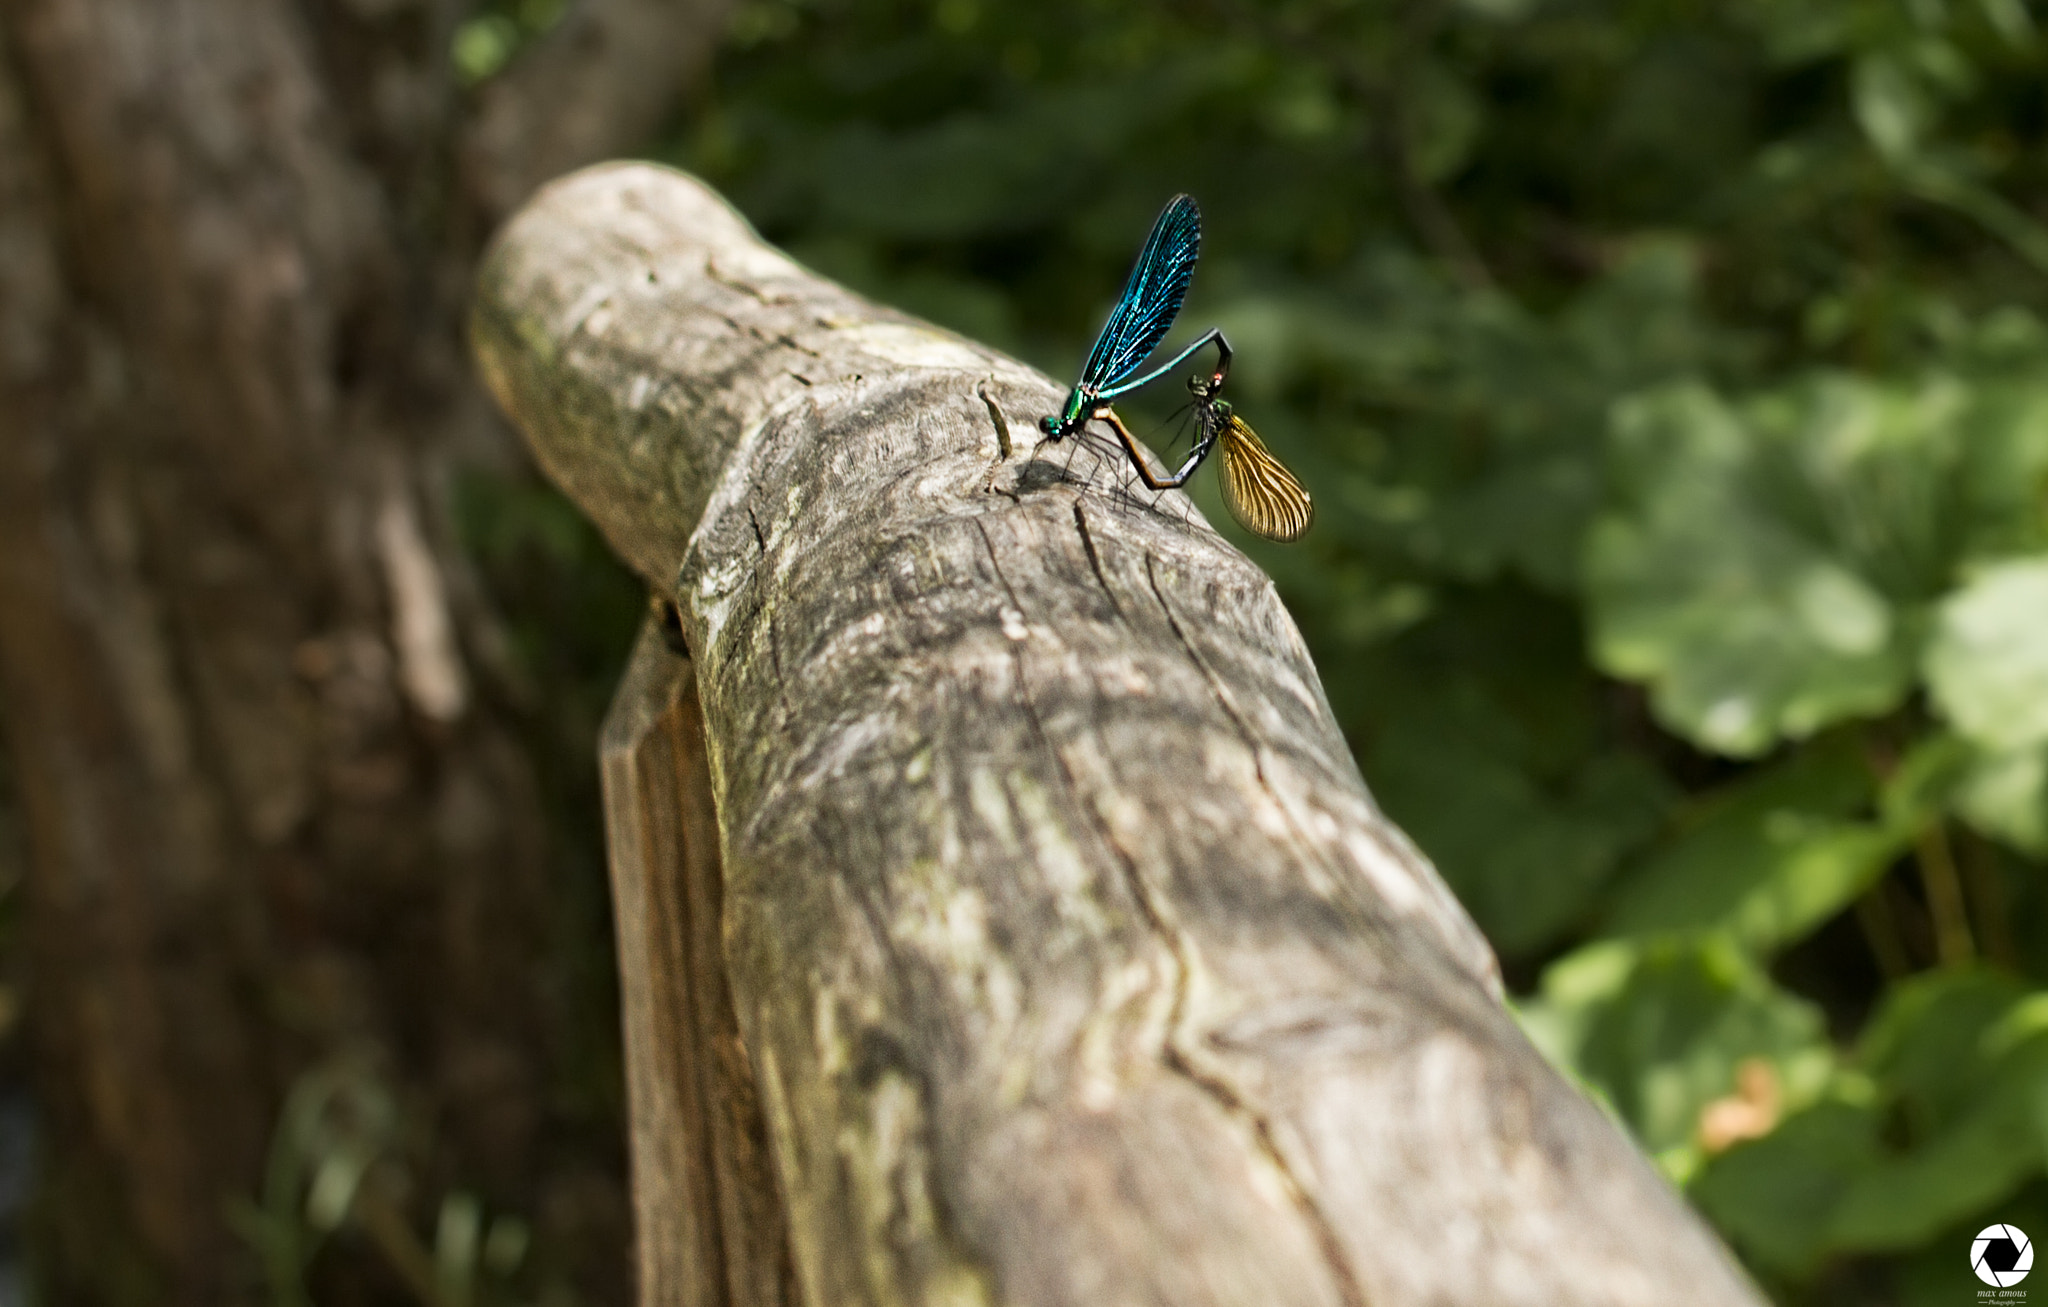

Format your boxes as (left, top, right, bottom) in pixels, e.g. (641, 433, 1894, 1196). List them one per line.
(1086, 368, 1313, 543)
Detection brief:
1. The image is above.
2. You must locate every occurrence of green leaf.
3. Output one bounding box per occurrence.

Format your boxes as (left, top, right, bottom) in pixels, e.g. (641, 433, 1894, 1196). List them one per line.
(1878, 730, 1974, 829)
(304, 1145, 373, 1233)
(1374, 721, 1671, 955)
(1689, 1098, 1881, 1277)
(1603, 736, 1908, 953)
(1276, 240, 1722, 592)
(1695, 971, 2048, 1272)
(1586, 381, 1922, 756)
(1853, 52, 1935, 162)
(1453, 0, 1534, 20)
(1926, 557, 2048, 752)
(1827, 1087, 2047, 1249)
(1825, 969, 2048, 1250)
(1953, 368, 2048, 558)
(1978, 0, 2035, 44)
(1954, 740, 2048, 855)
(1526, 937, 1833, 1156)
(1513, 939, 1639, 1074)
(1899, 728, 2048, 859)
(451, 15, 521, 85)
(1405, 61, 1483, 183)
(1894, 1180, 2048, 1307)
(1903, 160, 2048, 278)
(1856, 968, 2033, 1120)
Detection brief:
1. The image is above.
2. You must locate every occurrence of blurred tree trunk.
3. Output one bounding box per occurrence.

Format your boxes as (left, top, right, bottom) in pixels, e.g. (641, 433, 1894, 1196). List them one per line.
(0, 1, 729, 1302)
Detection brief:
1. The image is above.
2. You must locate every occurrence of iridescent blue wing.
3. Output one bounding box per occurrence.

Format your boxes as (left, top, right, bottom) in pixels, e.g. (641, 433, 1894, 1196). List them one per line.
(1078, 194, 1201, 393)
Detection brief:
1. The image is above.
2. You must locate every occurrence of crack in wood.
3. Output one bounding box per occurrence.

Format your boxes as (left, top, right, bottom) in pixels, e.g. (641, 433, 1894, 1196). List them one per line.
(973, 517, 1365, 1307)
(1143, 558, 1266, 787)
(743, 502, 803, 754)
(1070, 504, 1129, 629)
(1165, 1043, 1372, 1307)
(707, 257, 789, 304)
(1141, 556, 1366, 916)
(1140, 556, 1372, 1307)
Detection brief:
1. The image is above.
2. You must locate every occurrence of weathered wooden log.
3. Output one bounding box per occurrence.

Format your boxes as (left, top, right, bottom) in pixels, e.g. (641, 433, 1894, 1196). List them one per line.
(472, 162, 1765, 1307)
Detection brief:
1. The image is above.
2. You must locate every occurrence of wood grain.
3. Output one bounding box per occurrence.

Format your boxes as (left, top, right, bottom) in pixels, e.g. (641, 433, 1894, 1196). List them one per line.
(475, 162, 1766, 1307)
(601, 616, 795, 1307)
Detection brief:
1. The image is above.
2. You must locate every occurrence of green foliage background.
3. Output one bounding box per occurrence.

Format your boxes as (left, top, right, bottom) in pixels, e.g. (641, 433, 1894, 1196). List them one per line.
(462, 0, 2048, 1302)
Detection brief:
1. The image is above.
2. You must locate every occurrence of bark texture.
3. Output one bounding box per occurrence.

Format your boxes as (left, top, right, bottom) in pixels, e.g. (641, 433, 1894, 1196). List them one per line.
(474, 162, 1769, 1307)
(0, 2, 728, 1302)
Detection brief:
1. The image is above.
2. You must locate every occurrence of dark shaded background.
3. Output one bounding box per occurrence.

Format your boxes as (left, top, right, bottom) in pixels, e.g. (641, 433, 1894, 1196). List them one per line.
(5, 0, 2048, 1303)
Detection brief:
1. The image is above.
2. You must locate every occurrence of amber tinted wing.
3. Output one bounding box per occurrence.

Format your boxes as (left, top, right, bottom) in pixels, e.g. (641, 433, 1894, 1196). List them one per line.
(1216, 415, 1313, 542)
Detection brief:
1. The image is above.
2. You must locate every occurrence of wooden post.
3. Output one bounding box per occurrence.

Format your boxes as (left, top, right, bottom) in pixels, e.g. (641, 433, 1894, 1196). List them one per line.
(473, 162, 1765, 1307)
(600, 618, 795, 1307)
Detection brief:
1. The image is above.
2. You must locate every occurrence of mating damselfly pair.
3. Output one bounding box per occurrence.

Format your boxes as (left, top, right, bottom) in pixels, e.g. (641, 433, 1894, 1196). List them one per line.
(1040, 194, 1314, 544)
